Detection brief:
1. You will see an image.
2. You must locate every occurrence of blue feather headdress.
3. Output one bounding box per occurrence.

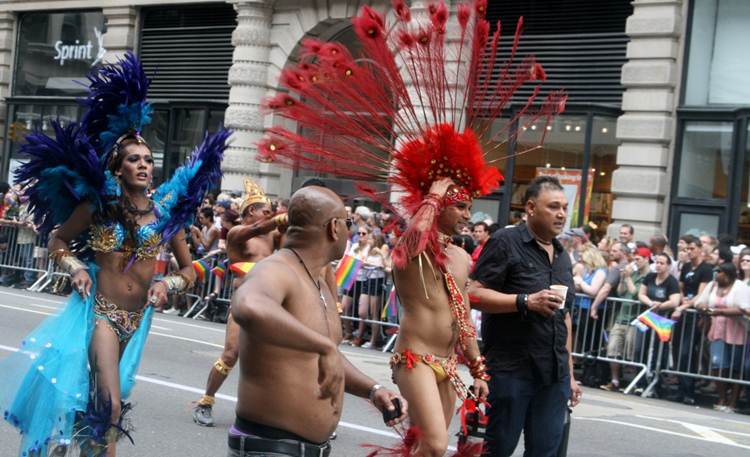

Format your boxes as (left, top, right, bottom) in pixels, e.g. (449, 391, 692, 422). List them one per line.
(14, 122, 108, 235)
(79, 51, 152, 162)
(153, 128, 233, 243)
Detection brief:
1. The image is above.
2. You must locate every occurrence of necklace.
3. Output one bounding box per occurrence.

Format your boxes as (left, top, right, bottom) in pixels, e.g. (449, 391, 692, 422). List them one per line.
(287, 247, 331, 336)
(123, 197, 154, 217)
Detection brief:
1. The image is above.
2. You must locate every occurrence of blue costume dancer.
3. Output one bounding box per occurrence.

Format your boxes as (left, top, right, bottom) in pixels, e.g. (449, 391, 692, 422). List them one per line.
(0, 52, 231, 457)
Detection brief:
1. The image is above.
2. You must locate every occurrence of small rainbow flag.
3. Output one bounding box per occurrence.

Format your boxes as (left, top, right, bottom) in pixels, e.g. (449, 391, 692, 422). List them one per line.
(211, 259, 228, 280)
(335, 255, 364, 291)
(229, 262, 255, 277)
(638, 310, 676, 342)
(381, 286, 399, 320)
(192, 259, 210, 282)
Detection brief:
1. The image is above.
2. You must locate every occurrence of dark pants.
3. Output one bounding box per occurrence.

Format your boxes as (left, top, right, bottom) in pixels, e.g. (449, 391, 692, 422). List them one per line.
(484, 371, 570, 457)
(672, 313, 698, 399)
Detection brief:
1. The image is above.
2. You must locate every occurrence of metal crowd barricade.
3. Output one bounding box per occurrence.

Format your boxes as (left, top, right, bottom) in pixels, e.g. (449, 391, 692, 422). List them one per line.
(643, 309, 750, 397)
(571, 293, 750, 398)
(338, 264, 401, 353)
(570, 294, 655, 394)
(0, 222, 51, 290)
(183, 251, 225, 320)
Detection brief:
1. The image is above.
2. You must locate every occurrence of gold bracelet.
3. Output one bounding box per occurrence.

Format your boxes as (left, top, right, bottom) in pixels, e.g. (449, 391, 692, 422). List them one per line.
(273, 213, 288, 228)
(161, 272, 193, 293)
(50, 248, 87, 275)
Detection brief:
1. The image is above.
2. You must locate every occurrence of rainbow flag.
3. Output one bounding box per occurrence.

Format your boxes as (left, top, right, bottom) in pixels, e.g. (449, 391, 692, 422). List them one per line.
(229, 262, 255, 277)
(335, 255, 363, 291)
(211, 259, 227, 280)
(381, 286, 399, 320)
(638, 310, 676, 342)
(192, 259, 210, 282)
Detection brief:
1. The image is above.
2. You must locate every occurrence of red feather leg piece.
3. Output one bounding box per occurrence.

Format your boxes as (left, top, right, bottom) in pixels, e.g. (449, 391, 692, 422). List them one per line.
(361, 426, 421, 457)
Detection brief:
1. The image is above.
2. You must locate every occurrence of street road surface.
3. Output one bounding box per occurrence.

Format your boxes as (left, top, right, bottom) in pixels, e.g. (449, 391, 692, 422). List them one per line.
(1, 287, 749, 456)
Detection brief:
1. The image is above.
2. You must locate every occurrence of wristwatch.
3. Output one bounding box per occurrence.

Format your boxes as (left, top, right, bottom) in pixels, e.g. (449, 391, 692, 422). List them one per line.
(368, 383, 383, 402)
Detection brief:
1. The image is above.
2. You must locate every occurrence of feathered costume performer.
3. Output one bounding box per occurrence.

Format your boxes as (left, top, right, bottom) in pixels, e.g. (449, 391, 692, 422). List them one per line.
(257, 1, 564, 455)
(0, 52, 231, 457)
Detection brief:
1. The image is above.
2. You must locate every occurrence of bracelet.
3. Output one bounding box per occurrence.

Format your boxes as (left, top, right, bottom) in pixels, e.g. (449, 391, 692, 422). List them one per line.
(50, 248, 88, 275)
(468, 356, 491, 381)
(516, 293, 528, 319)
(161, 272, 193, 293)
(273, 213, 288, 228)
(368, 383, 383, 402)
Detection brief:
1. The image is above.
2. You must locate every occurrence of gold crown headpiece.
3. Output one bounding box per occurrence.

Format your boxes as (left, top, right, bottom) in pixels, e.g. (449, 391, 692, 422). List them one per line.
(240, 178, 270, 215)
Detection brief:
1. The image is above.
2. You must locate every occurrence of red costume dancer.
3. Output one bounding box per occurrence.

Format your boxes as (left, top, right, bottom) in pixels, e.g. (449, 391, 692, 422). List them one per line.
(258, 1, 564, 455)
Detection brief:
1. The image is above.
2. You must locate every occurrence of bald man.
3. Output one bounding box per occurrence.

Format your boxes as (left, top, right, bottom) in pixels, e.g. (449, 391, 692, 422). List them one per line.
(229, 186, 407, 457)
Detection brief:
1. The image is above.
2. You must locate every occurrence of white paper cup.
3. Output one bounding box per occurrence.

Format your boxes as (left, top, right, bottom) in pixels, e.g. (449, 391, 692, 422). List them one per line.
(550, 285, 568, 309)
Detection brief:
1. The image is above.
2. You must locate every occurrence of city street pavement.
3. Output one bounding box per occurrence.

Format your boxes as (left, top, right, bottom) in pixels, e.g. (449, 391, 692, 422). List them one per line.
(1, 286, 750, 456)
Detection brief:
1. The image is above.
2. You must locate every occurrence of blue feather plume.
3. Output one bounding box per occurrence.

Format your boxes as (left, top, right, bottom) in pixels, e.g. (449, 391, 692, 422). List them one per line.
(79, 51, 151, 159)
(14, 122, 108, 235)
(153, 128, 232, 244)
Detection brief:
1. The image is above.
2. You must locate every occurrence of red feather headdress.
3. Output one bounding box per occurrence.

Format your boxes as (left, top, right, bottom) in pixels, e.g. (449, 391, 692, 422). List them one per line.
(258, 0, 565, 266)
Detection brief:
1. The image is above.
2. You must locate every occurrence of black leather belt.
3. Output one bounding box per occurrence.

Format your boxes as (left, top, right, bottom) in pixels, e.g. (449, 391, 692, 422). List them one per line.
(228, 434, 331, 457)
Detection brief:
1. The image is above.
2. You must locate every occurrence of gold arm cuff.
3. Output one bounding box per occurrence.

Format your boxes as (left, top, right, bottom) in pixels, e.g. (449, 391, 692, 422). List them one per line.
(273, 213, 288, 229)
(50, 248, 87, 275)
(213, 358, 232, 376)
(162, 272, 193, 293)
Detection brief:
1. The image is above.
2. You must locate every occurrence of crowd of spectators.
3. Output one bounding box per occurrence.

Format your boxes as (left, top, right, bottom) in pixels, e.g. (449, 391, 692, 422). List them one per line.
(1, 176, 748, 413)
(565, 223, 750, 413)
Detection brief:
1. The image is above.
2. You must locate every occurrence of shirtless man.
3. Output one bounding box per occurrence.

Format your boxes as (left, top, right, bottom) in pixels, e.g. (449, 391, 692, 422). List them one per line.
(193, 179, 282, 426)
(391, 178, 489, 457)
(229, 186, 407, 456)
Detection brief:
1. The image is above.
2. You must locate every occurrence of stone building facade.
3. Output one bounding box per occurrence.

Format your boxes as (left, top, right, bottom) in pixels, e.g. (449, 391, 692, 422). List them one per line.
(2, 0, 745, 244)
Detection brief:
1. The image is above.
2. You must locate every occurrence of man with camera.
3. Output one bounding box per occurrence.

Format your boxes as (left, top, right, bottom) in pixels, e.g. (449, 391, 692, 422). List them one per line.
(229, 186, 406, 457)
(468, 176, 581, 457)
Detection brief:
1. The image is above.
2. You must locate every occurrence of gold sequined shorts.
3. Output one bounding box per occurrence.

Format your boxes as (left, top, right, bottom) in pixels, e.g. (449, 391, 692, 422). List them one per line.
(94, 293, 144, 343)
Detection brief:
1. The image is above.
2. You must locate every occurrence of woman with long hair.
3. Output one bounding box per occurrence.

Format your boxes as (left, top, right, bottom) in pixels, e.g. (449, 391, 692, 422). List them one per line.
(573, 245, 608, 354)
(341, 225, 372, 345)
(0, 53, 229, 457)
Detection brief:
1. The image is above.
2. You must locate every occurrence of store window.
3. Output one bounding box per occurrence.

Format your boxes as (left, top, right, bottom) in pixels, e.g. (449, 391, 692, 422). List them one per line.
(737, 122, 750, 245)
(676, 121, 733, 200)
(514, 114, 587, 229)
(588, 117, 617, 231)
(15, 11, 105, 96)
(684, 0, 750, 106)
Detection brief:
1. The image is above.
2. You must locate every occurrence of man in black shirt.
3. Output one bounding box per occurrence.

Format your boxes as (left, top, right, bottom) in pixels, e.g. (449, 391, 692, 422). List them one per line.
(670, 235, 712, 405)
(468, 176, 581, 457)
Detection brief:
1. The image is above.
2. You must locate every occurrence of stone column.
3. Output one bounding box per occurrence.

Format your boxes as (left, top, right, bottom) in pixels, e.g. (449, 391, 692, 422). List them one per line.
(102, 7, 137, 63)
(610, 0, 683, 240)
(223, 0, 283, 195)
(0, 11, 14, 161)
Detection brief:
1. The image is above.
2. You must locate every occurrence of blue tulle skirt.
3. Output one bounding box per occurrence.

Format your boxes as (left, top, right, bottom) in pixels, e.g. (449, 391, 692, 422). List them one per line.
(0, 273, 153, 457)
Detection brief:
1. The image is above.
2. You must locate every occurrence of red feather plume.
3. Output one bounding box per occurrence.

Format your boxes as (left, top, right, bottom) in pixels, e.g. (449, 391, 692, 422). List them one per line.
(259, 0, 566, 266)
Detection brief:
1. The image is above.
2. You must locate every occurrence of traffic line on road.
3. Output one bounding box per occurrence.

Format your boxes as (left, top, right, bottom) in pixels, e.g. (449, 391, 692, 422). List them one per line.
(636, 414, 750, 440)
(0, 303, 52, 316)
(0, 289, 226, 333)
(0, 343, 401, 442)
(577, 417, 750, 450)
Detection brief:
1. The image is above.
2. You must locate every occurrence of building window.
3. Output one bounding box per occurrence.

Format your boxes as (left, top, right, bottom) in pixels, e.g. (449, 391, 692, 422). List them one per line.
(737, 122, 750, 245)
(676, 121, 733, 200)
(684, 0, 750, 106)
(15, 11, 105, 96)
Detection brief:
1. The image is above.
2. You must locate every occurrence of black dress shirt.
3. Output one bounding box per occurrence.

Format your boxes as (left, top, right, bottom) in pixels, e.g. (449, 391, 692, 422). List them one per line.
(470, 223, 575, 385)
